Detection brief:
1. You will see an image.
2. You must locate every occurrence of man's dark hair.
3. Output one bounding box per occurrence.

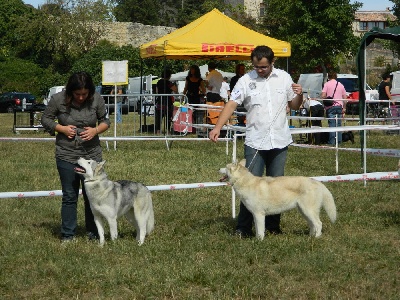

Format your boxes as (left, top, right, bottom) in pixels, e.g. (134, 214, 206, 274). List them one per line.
(251, 46, 275, 63)
(208, 61, 217, 70)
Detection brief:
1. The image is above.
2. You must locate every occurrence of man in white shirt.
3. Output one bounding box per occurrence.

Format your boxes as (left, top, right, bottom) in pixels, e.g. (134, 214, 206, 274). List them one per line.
(209, 45, 303, 238)
(220, 77, 231, 102)
(205, 62, 224, 102)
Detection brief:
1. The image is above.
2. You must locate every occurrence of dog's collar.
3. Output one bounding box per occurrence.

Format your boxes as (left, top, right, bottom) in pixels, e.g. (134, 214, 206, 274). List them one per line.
(84, 179, 96, 183)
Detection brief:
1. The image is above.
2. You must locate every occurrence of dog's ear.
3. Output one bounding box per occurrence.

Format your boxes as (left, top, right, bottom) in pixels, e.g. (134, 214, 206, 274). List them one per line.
(239, 159, 246, 167)
(94, 160, 106, 175)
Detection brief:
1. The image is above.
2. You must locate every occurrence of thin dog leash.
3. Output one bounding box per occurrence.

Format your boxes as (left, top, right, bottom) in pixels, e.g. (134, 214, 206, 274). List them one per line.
(74, 128, 96, 160)
(246, 98, 289, 172)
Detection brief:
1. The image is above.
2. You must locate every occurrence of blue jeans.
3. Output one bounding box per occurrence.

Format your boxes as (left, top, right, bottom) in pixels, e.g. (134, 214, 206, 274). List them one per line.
(116, 101, 122, 123)
(56, 158, 98, 238)
(236, 145, 288, 235)
(326, 106, 343, 144)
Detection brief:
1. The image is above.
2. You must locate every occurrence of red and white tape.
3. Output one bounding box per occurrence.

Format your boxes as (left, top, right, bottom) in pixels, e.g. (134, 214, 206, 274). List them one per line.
(0, 172, 398, 199)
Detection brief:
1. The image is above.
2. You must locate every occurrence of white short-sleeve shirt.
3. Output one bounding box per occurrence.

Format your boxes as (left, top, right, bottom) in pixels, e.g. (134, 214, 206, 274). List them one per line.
(230, 68, 296, 150)
(206, 70, 223, 94)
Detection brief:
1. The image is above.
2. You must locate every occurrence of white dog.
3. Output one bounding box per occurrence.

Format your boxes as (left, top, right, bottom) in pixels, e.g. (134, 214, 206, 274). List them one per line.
(398, 159, 400, 176)
(75, 158, 154, 246)
(220, 160, 337, 240)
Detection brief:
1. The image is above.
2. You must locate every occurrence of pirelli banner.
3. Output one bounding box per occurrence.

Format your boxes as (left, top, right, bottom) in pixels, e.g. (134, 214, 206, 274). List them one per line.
(140, 9, 290, 60)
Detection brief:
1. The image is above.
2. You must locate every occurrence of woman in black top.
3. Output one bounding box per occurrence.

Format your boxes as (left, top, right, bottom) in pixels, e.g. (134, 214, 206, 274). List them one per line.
(182, 65, 206, 129)
(378, 72, 393, 108)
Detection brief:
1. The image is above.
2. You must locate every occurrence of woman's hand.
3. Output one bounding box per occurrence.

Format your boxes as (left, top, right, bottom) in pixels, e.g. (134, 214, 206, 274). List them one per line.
(59, 125, 77, 139)
(81, 127, 98, 141)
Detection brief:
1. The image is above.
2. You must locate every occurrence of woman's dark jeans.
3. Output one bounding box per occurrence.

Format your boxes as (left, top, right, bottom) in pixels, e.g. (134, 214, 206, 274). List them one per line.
(56, 158, 97, 238)
(326, 106, 343, 144)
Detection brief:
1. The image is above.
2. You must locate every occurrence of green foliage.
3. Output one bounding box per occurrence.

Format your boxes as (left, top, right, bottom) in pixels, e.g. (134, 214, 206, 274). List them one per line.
(113, 0, 240, 28)
(0, 56, 67, 97)
(385, 0, 400, 58)
(0, 0, 374, 98)
(14, 0, 109, 73)
(0, 0, 34, 48)
(0, 57, 42, 95)
(113, 0, 162, 25)
(374, 55, 387, 67)
(262, 0, 362, 76)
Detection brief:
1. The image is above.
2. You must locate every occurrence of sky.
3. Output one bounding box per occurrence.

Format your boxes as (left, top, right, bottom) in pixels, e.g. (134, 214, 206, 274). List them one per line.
(22, 0, 394, 11)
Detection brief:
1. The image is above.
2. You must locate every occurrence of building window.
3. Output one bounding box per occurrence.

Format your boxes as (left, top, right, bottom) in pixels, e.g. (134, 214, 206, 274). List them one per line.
(359, 22, 368, 31)
(260, 3, 265, 17)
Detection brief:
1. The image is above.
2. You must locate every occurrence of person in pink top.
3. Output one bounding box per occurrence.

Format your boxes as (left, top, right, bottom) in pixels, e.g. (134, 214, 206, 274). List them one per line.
(321, 71, 347, 144)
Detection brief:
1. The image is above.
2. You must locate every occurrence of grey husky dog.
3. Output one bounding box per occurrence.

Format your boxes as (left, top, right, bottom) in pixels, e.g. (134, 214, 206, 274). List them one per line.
(220, 160, 336, 240)
(75, 158, 154, 246)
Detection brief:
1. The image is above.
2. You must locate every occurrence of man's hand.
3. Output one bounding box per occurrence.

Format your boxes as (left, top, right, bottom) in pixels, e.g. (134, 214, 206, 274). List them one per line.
(209, 128, 220, 142)
(291, 83, 303, 95)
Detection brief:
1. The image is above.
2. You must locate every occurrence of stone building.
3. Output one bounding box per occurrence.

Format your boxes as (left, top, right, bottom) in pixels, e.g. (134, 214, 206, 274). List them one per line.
(225, 0, 264, 20)
(99, 22, 175, 48)
(353, 9, 396, 36)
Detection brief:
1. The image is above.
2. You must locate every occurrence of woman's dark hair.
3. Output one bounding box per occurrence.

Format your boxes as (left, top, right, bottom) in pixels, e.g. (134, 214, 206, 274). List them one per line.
(251, 45, 275, 64)
(187, 65, 201, 79)
(160, 68, 172, 79)
(65, 71, 96, 105)
(382, 72, 390, 80)
(327, 71, 338, 80)
(235, 63, 245, 75)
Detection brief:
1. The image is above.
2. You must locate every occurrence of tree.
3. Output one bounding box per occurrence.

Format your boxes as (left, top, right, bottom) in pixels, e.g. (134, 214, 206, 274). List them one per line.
(262, 0, 362, 78)
(176, 0, 228, 27)
(113, 0, 162, 25)
(0, 56, 65, 97)
(385, 0, 400, 59)
(14, 0, 110, 73)
(0, 0, 34, 48)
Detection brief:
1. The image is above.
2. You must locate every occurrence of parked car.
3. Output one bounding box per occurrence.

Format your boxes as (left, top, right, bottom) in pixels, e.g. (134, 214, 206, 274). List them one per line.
(97, 85, 129, 115)
(337, 74, 379, 115)
(0, 92, 42, 113)
(44, 86, 65, 105)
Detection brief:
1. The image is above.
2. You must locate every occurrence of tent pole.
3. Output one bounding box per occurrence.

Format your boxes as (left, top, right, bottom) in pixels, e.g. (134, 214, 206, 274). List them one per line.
(363, 41, 367, 186)
(139, 58, 143, 131)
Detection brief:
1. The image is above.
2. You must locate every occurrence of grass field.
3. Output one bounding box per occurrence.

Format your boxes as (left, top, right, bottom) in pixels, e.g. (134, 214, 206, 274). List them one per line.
(0, 112, 399, 299)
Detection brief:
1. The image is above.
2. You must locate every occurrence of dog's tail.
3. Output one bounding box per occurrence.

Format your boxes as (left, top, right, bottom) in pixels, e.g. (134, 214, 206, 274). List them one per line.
(322, 186, 337, 223)
(146, 196, 155, 235)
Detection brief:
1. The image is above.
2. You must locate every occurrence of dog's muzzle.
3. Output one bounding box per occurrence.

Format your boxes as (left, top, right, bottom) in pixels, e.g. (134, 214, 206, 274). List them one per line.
(74, 166, 86, 174)
(219, 167, 228, 182)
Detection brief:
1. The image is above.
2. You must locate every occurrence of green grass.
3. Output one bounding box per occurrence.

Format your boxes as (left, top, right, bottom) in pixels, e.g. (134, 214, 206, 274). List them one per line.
(0, 112, 399, 299)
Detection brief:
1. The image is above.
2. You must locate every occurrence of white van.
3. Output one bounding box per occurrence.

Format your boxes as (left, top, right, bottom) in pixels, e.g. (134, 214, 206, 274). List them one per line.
(44, 86, 65, 105)
(390, 71, 400, 102)
(298, 73, 378, 114)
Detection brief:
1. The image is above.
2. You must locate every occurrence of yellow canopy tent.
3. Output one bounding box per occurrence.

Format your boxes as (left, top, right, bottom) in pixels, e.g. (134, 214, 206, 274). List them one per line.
(140, 8, 290, 60)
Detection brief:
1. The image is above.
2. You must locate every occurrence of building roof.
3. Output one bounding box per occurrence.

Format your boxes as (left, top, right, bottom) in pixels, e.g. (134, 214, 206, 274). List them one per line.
(355, 11, 396, 22)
